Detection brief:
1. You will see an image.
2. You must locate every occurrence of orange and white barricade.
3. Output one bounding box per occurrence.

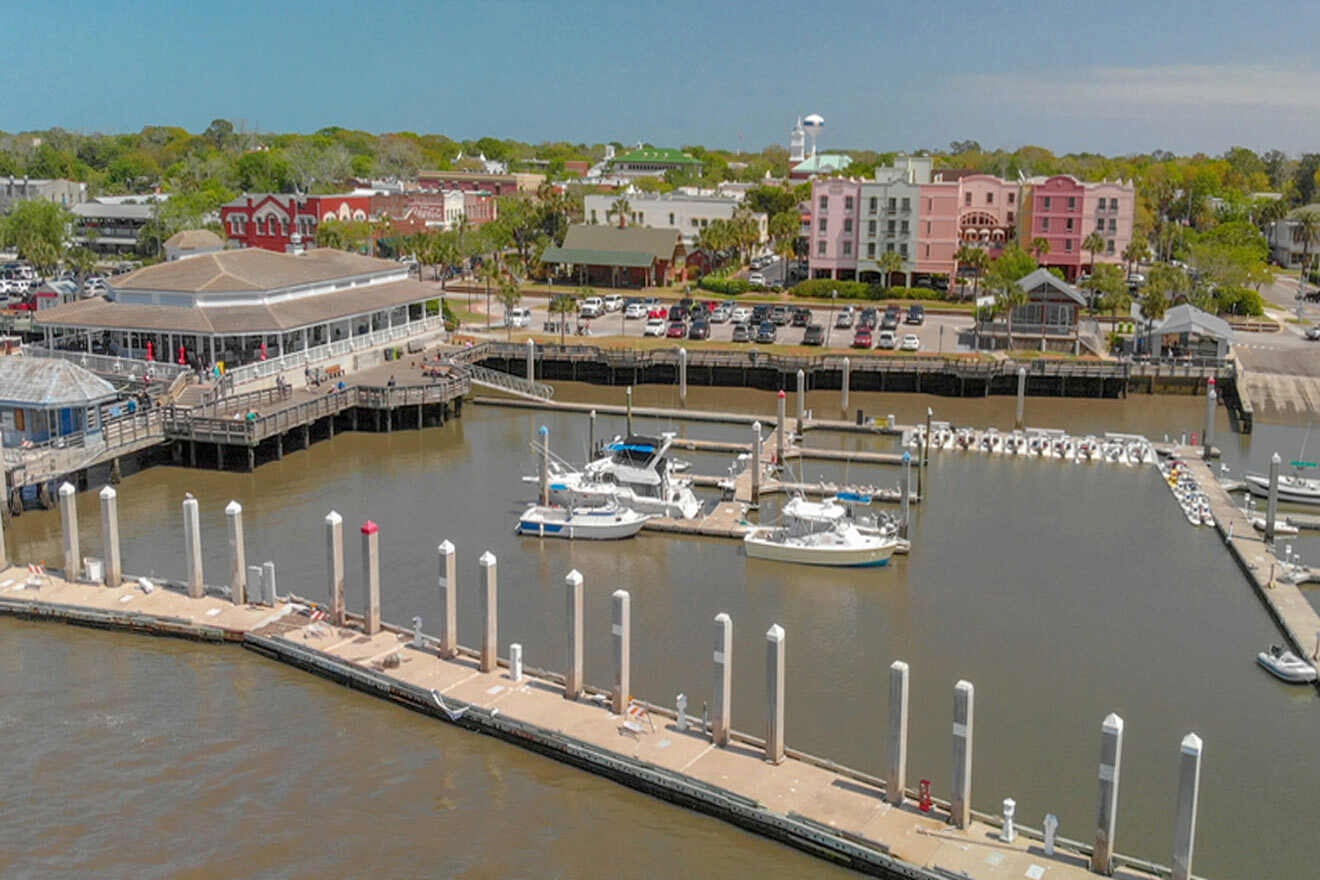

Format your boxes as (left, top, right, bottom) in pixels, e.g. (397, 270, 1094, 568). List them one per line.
(621, 700, 655, 737)
(26, 563, 46, 585)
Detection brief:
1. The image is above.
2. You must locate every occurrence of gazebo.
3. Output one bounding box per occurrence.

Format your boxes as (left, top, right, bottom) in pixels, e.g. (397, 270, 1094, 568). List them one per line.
(1143, 304, 1233, 360)
(0, 357, 118, 446)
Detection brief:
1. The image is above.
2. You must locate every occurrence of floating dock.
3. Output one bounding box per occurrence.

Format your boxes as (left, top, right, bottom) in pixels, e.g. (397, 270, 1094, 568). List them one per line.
(0, 560, 1177, 880)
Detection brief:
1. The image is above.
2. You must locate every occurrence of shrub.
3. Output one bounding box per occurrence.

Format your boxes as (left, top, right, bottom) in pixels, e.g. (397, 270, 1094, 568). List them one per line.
(1214, 286, 1265, 317)
(789, 279, 874, 299)
(882, 286, 943, 301)
(697, 276, 754, 295)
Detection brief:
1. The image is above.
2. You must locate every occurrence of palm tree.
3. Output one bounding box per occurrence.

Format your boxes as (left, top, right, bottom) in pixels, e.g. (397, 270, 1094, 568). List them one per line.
(954, 245, 990, 302)
(1121, 238, 1149, 277)
(607, 196, 631, 228)
(1296, 209, 1320, 288)
(548, 293, 577, 346)
(1082, 231, 1106, 275)
(1029, 236, 1051, 262)
(479, 259, 502, 331)
(65, 246, 97, 298)
(496, 273, 522, 341)
(877, 250, 903, 290)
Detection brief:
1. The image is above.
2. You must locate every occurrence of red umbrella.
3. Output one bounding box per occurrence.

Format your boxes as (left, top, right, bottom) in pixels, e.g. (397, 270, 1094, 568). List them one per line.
(177, 345, 186, 365)
(260, 341, 267, 361)
(145, 341, 154, 361)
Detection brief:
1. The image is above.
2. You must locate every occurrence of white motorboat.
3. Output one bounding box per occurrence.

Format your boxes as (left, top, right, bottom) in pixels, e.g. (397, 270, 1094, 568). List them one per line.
(1052, 436, 1075, 461)
(531, 433, 704, 520)
(516, 502, 651, 539)
(1004, 431, 1027, 456)
(1126, 442, 1151, 466)
(1257, 645, 1318, 684)
(1101, 441, 1126, 465)
(980, 428, 1003, 454)
(1243, 472, 1320, 506)
(1250, 516, 1299, 536)
(1076, 436, 1098, 462)
(1028, 434, 1051, 457)
(955, 428, 976, 450)
(744, 494, 897, 567)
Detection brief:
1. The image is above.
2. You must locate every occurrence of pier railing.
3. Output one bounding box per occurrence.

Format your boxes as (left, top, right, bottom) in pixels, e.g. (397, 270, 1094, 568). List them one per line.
(161, 374, 469, 445)
(222, 316, 449, 386)
(22, 344, 192, 382)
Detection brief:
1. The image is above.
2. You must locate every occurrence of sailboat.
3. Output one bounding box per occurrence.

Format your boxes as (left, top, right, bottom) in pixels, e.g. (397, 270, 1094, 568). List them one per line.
(1244, 422, 1320, 505)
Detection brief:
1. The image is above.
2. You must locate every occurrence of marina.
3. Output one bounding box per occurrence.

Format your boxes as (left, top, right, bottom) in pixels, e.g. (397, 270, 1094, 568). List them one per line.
(3, 378, 1317, 879)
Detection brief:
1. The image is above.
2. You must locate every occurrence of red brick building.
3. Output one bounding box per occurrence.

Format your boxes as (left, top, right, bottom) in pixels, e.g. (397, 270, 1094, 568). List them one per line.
(220, 193, 372, 252)
(416, 169, 544, 196)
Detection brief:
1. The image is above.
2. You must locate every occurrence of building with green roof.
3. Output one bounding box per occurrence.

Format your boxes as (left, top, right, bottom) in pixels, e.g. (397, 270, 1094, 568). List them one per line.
(608, 147, 704, 179)
(790, 153, 853, 180)
(540, 225, 686, 288)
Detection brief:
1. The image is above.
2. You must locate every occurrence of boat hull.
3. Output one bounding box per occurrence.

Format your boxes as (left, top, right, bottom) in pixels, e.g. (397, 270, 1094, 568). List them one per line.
(517, 507, 651, 540)
(1257, 652, 1318, 684)
(744, 533, 894, 567)
(1243, 474, 1320, 505)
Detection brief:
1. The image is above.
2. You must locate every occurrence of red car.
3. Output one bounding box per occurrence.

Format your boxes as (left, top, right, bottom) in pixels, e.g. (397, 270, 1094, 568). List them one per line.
(648, 306, 668, 319)
(852, 327, 873, 348)
(666, 321, 687, 338)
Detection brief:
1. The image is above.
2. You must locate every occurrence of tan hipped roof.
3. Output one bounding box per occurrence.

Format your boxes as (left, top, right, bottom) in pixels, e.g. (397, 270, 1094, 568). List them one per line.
(163, 229, 223, 250)
(111, 248, 402, 293)
(33, 279, 433, 335)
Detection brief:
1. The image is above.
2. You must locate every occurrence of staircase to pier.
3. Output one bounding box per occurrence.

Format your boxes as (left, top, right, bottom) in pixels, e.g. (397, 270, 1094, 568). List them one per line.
(463, 365, 554, 402)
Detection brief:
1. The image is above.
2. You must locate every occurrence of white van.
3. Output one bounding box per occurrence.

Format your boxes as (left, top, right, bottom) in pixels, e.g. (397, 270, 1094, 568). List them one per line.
(506, 307, 532, 328)
(603, 294, 624, 312)
(579, 296, 604, 318)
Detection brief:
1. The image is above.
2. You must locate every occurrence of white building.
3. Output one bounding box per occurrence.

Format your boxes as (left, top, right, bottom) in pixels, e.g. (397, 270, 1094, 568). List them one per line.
(582, 190, 767, 246)
(1268, 205, 1320, 268)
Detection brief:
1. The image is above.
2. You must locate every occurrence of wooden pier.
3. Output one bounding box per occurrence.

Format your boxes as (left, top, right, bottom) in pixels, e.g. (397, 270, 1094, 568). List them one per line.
(0, 562, 1172, 880)
(1180, 455, 1320, 673)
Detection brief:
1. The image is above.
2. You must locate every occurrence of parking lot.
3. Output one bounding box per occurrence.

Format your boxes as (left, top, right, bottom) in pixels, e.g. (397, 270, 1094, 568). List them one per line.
(487, 295, 977, 354)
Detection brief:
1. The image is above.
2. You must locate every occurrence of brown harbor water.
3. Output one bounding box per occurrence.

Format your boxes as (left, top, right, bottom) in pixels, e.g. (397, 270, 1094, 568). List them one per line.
(2, 382, 1316, 878)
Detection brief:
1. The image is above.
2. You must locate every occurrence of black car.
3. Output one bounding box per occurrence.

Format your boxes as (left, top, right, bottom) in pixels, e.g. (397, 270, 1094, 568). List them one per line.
(668, 304, 687, 321)
(791, 307, 812, 327)
(880, 313, 900, 331)
(688, 320, 710, 340)
(802, 324, 825, 345)
(859, 307, 878, 327)
(884, 304, 901, 320)
(751, 304, 770, 323)
(731, 322, 753, 342)
(906, 304, 925, 325)
(755, 320, 777, 343)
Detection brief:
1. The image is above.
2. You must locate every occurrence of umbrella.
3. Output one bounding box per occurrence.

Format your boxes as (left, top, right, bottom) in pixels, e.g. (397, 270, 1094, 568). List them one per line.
(145, 341, 153, 361)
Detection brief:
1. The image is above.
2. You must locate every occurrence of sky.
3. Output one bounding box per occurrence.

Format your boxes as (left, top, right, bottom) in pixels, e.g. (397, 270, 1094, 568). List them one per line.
(6, 0, 1320, 157)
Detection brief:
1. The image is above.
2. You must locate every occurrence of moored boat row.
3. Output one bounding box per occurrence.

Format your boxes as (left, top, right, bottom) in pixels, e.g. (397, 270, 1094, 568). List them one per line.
(908, 425, 1154, 466)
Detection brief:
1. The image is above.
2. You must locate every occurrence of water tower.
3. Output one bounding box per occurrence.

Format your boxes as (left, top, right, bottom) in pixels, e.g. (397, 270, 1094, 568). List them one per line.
(802, 113, 824, 157)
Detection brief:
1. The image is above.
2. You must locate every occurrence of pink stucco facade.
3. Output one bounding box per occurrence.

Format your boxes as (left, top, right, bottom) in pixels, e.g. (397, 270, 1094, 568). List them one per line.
(916, 183, 960, 274)
(809, 179, 861, 277)
(1028, 175, 1134, 279)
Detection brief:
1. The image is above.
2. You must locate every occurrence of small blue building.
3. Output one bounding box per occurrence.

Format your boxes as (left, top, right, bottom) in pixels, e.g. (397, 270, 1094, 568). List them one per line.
(0, 357, 119, 447)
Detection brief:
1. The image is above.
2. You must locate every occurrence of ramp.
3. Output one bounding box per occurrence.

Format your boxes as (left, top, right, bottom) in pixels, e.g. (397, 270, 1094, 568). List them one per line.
(464, 365, 554, 402)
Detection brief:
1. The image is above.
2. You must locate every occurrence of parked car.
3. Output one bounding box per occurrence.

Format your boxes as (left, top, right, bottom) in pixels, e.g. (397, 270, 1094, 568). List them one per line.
(905, 304, 925, 325)
(802, 324, 825, 345)
(709, 303, 732, 323)
(791, 307, 812, 327)
(580, 296, 604, 318)
(603, 294, 624, 312)
(648, 305, 669, 319)
(643, 317, 667, 337)
(748, 272, 766, 287)
(668, 304, 687, 321)
(877, 330, 898, 350)
(752, 304, 770, 323)
(770, 305, 791, 325)
(730, 306, 752, 324)
(506, 307, 532, 328)
(834, 309, 854, 329)
(666, 321, 687, 338)
(880, 312, 900, 331)
(731, 322, 753, 343)
(624, 302, 648, 320)
(755, 320, 777, 343)
(688, 321, 710, 340)
(852, 327, 873, 348)
(1307, 325, 1320, 341)
(858, 307, 878, 329)
(901, 333, 921, 352)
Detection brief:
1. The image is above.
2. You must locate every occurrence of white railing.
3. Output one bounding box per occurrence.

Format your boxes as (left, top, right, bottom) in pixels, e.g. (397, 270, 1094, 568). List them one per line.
(21, 345, 191, 381)
(223, 317, 447, 386)
(464, 364, 554, 401)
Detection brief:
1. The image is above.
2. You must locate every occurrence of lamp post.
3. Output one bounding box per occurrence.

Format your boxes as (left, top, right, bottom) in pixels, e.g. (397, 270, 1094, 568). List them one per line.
(825, 289, 838, 347)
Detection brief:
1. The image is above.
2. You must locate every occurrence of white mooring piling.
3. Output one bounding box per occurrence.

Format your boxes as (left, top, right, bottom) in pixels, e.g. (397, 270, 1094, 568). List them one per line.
(712, 612, 732, 746)
(361, 521, 380, 634)
(765, 624, 785, 764)
(887, 660, 909, 806)
(479, 550, 497, 672)
(225, 500, 246, 605)
(438, 540, 457, 658)
(99, 486, 121, 588)
(951, 680, 974, 829)
(1092, 712, 1125, 875)
(612, 589, 631, 715)
(59, 482, 80, 581)
(1172, 733, 1203, 880)
(325, 511, 345, 624)
(565, 569, 584, 699)
(182, 494, 202, 597)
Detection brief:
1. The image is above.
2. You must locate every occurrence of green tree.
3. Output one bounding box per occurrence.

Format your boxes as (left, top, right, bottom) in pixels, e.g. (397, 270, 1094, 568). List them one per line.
(65, 246, 97, 297)
(1029, 236, 1051, 261)
(1081, 263, 1125, 311)
(1121, 238, 1149, 276)
(1082, 231, 1106, 274)
(985, 244, 1037, 348)
(876, 250, 903, 287)
(769, 211, 799, 276)
(496, 273, 522, 341)
(607, 195, 631, 228)
(1294, 209, 1320, 284)
(954, 244, 990, 301)
(0, 200, 70, 273)
(548, 293, 577, 345)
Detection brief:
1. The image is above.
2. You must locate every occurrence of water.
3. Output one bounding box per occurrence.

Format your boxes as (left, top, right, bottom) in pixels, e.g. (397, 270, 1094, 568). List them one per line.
(1, 382, 1314, 878)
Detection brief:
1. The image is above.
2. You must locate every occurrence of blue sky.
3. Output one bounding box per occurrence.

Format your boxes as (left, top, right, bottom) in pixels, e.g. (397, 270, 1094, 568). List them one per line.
(7, 0, 1320, 155)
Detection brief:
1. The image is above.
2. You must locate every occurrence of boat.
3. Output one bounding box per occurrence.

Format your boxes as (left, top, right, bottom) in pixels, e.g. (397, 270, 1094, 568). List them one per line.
(1004, 431, 1027, 456)
(1101, 441, 1126, 465)
(1052, 436, 1075, 461)
(1126, 442, 1151, 466)
(955, 428, 976, 450)
(980, 428, 1003, 454)
(1076, 436, 1098, 462)
(1242, 472, 1320, 506)
(744, 498, 896, 567)
(516, 502, 651, 539)
(1027, 434, 1051, 457)
(1256, 645, 1318, 684)
(1250, 516, 1299, 536)
(530, 433, 704, 520)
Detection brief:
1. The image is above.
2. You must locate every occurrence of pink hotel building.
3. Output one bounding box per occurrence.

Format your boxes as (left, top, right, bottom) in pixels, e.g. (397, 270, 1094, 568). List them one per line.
(809, 157, 1135, 284)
